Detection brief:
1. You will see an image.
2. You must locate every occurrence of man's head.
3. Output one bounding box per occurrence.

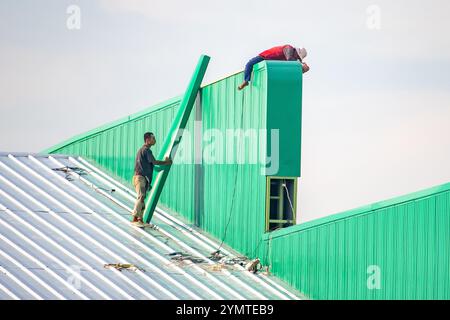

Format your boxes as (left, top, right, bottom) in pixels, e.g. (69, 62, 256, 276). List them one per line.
(144, 132, 156, 146)
(296, 47, 307, 60)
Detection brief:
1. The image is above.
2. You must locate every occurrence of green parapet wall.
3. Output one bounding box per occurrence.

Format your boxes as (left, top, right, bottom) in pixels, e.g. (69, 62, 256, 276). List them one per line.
(261, 182, 450, 300)
(265, 61, 302, 177)
(42, 60, 304, 258)
(199, 61, 302, 255)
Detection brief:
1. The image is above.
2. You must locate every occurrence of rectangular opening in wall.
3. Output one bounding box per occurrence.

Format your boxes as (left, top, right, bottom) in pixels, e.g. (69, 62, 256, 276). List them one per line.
(265, 177, 297, 232)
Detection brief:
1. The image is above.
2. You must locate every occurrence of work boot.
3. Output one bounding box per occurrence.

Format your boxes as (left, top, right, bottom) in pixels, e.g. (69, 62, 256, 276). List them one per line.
(131, 217, 145, 228)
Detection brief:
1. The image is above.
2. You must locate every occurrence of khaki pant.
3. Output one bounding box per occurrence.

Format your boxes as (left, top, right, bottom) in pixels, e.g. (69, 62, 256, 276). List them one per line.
(132, 175, 150, 219)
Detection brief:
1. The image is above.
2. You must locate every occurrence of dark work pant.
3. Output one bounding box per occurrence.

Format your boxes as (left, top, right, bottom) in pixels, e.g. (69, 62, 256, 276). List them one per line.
(244, 56, 265, 82)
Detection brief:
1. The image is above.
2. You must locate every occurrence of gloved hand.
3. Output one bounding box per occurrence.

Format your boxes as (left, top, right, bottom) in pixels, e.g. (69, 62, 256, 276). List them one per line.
(302, 62, 310, 73)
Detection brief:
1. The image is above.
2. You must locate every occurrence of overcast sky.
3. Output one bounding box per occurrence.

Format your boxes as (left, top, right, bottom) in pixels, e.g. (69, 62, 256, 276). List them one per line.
(1, 0, 449, 223)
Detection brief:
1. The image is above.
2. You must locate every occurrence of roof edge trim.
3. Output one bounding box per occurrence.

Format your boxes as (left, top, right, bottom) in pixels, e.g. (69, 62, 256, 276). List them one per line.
(41, 64, 265, 155)
(41, 95, 183, 154)
(263, 181, 450, 240)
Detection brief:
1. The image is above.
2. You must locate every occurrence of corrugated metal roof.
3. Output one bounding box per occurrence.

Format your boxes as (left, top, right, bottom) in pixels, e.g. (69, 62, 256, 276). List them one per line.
(0, 153, 301, 300)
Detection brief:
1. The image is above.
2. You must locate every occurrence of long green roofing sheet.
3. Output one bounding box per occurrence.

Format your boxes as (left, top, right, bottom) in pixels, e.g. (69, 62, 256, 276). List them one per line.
(143, 55, 210, 223)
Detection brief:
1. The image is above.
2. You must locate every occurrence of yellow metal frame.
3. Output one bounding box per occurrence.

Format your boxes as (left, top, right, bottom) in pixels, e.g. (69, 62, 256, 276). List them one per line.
(265, 176, 298, 232)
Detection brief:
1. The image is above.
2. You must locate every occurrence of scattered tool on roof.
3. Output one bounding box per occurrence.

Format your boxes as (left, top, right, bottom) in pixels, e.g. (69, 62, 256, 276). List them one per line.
(104, 263, 144, 272)
(245, 258, 261, 273)
(209, 251, 261, 272)
(205, 264, 224, 272)
(209, 250, 225, 261)
(167, 252, 205, 264)
(52, 166, 87, 181)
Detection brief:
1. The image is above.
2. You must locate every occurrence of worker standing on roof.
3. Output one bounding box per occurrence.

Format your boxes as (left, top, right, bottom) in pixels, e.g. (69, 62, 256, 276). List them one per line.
(131, 132, 172, 227)
(238, 44, 310, 90)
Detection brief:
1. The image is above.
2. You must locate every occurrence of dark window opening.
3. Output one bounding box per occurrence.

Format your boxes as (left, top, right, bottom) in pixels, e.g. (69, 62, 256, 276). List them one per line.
(266, 177, 297, 232)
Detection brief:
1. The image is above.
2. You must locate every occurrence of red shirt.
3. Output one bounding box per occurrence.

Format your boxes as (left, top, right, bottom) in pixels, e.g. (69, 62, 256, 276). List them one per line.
(259, 45, 300, 61)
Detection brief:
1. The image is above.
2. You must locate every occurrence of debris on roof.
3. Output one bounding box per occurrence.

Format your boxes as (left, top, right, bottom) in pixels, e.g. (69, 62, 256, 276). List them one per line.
(104, 263, 144, 273)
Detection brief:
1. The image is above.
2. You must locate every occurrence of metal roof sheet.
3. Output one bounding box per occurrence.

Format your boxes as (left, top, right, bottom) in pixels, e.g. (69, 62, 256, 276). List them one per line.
(0, 153, 301, 300)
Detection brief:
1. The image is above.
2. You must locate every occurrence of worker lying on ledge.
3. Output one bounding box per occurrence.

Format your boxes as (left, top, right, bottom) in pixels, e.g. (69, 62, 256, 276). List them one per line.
(132, 132, 172, 228)
(238, 44, 310, 90)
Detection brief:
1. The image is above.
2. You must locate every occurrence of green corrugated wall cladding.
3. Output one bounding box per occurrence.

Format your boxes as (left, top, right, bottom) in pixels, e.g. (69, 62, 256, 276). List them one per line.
(44, 60, 304, 257)
(261, 182, 450, 300)
(199, 64, 267, 256)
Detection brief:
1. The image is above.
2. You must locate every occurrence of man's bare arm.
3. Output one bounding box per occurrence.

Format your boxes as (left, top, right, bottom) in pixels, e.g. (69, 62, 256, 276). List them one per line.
(148, 151, 172, 166)
(154, 157, 172, 166)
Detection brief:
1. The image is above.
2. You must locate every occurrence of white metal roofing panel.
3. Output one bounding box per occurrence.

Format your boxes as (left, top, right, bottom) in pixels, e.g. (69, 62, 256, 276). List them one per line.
(0, 153, 301, 300)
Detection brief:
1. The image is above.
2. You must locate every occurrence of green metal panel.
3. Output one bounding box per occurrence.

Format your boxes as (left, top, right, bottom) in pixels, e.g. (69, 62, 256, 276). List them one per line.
(199, 64, 267, 256)
(261, 182, 450, 299)
(265, 61, 303, 177)
(197, 61, 303, 256)
(143, 55, 210, 223)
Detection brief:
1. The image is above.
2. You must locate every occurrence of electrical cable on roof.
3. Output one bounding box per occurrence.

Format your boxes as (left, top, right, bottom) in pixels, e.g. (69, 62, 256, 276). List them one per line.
(265, 231, 274, 272)
(252, 224, 280, 259)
